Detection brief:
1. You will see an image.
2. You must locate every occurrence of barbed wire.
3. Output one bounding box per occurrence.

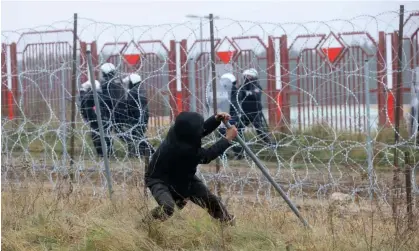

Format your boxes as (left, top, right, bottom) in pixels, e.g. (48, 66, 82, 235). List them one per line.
(1, 10, 418, 207)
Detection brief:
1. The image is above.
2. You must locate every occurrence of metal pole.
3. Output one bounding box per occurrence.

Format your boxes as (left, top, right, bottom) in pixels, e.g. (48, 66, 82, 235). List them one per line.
(223, 120, 309, 228)
(392, 4, 404, 218)
(209, 13, 221, 196)
(189, 58, 197, 112)
(364, 59, 374, 200)
(394, 5, 404, 166)
(61, 62, 68, 166)
(69, 13, 78, 168)
(86, 50, 113, 199)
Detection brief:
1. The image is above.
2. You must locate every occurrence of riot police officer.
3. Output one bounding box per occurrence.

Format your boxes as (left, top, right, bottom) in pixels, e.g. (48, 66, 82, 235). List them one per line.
(208, 73, 243, 158)
(99, 63, 127, 156)
(79, 79, 111, 157)
(234, 68, 272, 157)
(123, 73, 155, 158)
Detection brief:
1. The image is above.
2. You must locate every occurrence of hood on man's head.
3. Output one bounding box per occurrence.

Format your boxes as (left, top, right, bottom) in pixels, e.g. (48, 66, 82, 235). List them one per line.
(173, 112, 204, 146)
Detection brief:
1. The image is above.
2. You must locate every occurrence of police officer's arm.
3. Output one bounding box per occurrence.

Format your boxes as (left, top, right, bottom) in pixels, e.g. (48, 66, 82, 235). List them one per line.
(79, 94, 87, 121)
(229, 86, 241, 116)
(197, 138, 231, 164)
(80, 92, 95, 122)
(140, 94, 150, 125)
(245, 81, 262, 96)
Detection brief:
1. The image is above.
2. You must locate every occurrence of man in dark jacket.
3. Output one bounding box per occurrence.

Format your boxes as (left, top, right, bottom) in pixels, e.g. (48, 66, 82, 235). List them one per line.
(99, 63, 127, 155)
(79, 80, 111, 157)
(123, 73, 155, 158)
(235, 68, 272, 156)
(145, 111, 237, 223)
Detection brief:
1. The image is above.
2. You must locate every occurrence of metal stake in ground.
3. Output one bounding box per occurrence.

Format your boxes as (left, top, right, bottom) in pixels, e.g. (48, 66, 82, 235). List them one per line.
(60, 62, 68, 170)
(222, 121, 310, 228)
(392, 4, 404, 219)
(364, 59, 374, 200)
(69, 13, 78, 168)
(86, 50, 113, 199)
(209, 13, 222, 196)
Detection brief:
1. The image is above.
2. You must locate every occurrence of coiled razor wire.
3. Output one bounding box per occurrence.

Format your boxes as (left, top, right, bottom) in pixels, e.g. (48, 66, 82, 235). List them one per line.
(1, 10, 419, 207)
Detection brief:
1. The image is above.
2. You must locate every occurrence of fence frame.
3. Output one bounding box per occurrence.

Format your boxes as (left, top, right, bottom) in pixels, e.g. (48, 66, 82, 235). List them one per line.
(3, 29, 417, 130)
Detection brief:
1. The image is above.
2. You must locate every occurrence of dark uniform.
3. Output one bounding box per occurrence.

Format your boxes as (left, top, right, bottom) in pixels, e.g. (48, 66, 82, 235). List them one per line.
(99, 63, 127, 156)
(217, 70, 272, 159)
(145, 112, 234, 223)
(79, 80, 110, 157)
(124, 74, 155, 158)
(236, 69, 271, 146)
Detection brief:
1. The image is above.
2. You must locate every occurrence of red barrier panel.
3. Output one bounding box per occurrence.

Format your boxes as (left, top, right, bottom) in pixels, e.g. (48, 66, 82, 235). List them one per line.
(404, 12, 419, 69)
(100, 41, 141, 74)
(4, 27, 416, 130)
(168, 40, 180, 119)
(188, 38, 221, 114)
(377, 32, 387, 126)
(16, 30, 78, 123)
(137, 40, 170, 127)
(286, 32, 382, 132)
(1, 43, 9, 119)
(80, 41, 99, 84)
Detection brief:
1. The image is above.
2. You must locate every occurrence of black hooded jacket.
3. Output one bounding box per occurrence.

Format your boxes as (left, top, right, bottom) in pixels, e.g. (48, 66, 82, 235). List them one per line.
(229, 82, 241, 118)
(100, 74, 126, 123)
(145, 112, 231, 193)
(79, 89, 97, 123)
(238, 79, 263, 113)
(126, 82, 149, 126)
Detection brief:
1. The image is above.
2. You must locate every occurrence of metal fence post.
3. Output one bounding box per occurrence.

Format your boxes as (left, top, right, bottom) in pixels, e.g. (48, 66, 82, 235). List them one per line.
(364, 59, 374, 200)
(209, 13, 222, 196)
(60, 62, 68, 168)
(86, 50, 113, 199)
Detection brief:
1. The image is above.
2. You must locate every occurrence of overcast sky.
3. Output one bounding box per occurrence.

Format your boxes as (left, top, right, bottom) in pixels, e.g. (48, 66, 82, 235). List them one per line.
(1, 1, 418, 53)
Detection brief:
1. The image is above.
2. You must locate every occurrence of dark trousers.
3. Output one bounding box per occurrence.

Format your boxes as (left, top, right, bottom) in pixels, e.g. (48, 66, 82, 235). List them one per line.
(113, 122, 155, 158)
(90, 121, 111, 158)
(148, 179, 233, 222)
(127, 124, 155, 157)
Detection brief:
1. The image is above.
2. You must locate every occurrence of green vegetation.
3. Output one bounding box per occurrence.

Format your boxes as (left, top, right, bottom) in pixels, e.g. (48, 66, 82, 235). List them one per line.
(2, 121, 418, 169)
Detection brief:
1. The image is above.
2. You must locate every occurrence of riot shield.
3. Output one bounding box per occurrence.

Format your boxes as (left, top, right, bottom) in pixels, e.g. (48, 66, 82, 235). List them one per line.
(205, 64, 234, 118)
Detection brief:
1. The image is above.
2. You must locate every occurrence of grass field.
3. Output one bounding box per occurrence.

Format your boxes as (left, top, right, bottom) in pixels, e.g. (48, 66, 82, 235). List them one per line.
(2, 119, 419, 250)
(2, 180, 419, 251)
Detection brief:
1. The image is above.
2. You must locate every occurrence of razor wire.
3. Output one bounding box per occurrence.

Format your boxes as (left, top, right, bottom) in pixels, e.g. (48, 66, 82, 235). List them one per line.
(1, 10, 419, 206)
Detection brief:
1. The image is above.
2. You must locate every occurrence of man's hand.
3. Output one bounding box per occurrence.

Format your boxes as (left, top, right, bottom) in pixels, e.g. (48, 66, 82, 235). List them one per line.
(225, 125, 238, 142)
(215, 112, 231, 122)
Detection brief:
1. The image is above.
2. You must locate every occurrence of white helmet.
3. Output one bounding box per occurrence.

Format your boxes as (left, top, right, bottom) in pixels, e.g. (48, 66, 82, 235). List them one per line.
(221, 73, 236, 83)
(123, 73, 142, 85)
(100, 63, 116, 74)
(81, 80, 101, 92)
(243, 68, 258, 78)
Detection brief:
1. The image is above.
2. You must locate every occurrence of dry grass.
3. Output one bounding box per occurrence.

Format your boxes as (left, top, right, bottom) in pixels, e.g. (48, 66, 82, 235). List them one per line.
(2, 180, 419, 251)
